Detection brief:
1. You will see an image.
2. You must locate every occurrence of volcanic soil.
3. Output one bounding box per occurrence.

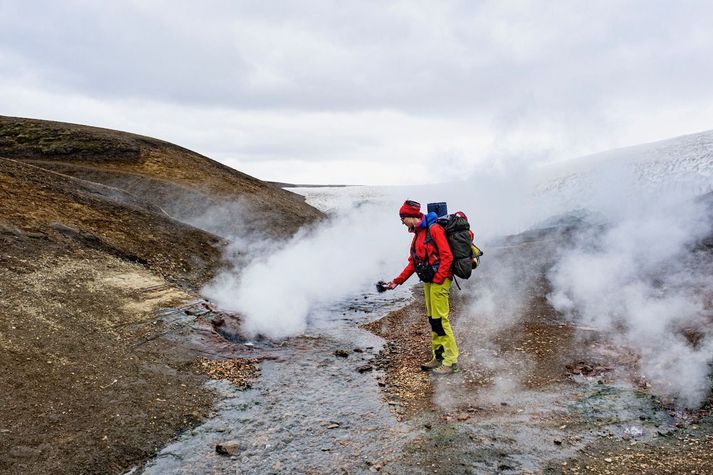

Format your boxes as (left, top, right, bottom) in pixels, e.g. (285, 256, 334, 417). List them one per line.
(364, 217, 713, 474)
(2, 115, 712, 474)
(0, 116, 322, 474)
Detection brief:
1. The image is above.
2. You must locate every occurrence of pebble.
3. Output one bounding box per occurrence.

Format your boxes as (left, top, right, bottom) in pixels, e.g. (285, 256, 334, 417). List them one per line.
(215, 440, 241, 456)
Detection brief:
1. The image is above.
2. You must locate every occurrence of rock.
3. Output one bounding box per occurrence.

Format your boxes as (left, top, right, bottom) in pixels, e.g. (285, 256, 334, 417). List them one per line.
(334, 349, 349, 358)
(353, 348, 364, 353)
(50, 222, 80, 236)
(215, 440, 241, 456)
(0, 224, 23, 236)
(623, 426, 644, 439)
(604, 457, 613, 463)
(357, 364, 373, 373)
(553, 439, 562, 445)
(26, 231, 47, 239)
(185, 306, 209, 316)
(326, 423, 340, 429)
(9, 445, 40, 458)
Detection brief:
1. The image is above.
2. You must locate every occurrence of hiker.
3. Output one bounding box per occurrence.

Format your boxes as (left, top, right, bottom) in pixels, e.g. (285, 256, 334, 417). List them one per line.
(383, 200, 459, 374)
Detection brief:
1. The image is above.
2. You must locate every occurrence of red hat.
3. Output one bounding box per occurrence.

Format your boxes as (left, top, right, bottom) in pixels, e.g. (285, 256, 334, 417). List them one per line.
(399, 200, 422, 218)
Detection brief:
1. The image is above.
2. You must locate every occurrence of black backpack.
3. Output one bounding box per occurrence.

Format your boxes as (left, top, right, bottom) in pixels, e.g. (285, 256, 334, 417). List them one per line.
(432, 212, 483, 279)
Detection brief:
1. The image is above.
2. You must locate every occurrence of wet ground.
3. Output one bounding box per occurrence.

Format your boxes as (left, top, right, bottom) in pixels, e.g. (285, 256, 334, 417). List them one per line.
(138, 287, 417, 474)
(134, 193, 713, 474)
(132, 278, 712, 475)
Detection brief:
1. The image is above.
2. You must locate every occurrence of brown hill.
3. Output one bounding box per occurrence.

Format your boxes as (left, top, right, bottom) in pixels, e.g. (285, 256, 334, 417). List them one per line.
(0, 115, 323, 238)
(0, 117, 323, 474)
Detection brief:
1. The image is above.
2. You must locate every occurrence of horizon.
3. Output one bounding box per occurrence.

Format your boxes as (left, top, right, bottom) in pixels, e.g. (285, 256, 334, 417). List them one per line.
(2, 1, 713, 185)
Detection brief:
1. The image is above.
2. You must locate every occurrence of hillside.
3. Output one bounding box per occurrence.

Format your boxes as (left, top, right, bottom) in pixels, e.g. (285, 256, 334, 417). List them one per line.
(0, 117, 323, 475)
(536, 128, 713, 199)
(0, 116, 324, 238)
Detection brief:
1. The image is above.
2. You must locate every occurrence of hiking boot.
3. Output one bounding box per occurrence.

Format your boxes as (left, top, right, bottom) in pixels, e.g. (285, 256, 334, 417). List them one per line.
(420, 359, 442, 371)
(432, 363, 459, 375)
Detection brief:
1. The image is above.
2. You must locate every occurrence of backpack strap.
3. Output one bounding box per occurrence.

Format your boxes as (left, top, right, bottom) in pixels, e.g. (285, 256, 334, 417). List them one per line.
(423, 223, 443, 261)
(410, 234, 421, 264)
(411, 228, 433, 264)
(424, 222, 440, 264)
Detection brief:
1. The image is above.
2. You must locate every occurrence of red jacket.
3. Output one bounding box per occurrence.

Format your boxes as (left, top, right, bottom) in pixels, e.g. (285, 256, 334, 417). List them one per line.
(393, 222, 453, 285)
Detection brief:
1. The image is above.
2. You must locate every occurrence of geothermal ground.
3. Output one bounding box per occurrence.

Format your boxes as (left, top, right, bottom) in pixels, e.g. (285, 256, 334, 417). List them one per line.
(133, 220, 713, 474)
(2, 118, 712, 474)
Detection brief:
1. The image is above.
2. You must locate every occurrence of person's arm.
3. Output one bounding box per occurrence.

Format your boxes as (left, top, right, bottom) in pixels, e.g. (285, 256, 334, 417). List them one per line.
(430, 225, 453, 284)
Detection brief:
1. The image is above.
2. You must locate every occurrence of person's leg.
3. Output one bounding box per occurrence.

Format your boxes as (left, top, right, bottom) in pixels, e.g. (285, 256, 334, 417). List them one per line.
(421, 283, 443, 369)
(423, 282, 432, 317)
(429, 279, 459, 366)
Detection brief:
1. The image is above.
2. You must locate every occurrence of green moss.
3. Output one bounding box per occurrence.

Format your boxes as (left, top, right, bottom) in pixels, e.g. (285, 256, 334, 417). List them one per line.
(0, 118, 141, 161)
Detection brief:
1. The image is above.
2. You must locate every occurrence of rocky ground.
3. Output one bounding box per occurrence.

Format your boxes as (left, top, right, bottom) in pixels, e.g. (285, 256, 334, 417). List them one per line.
(2, 116, 711, 474)
(362, 222, 713, 474)
(0, 233, 213, 474)
(364, 286, 713, 473)
(0, 117, 322, 474)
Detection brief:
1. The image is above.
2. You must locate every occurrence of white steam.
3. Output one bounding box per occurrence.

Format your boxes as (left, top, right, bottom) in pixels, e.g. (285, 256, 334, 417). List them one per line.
(450, 130, 713, 408)
(199, 130, 713, 408)
(547, 197, 713, 407)
(203, 196, 407, 339)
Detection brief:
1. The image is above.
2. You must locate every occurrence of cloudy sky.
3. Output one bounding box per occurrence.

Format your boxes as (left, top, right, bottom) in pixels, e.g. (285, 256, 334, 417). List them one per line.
(1, 1, 712, 184)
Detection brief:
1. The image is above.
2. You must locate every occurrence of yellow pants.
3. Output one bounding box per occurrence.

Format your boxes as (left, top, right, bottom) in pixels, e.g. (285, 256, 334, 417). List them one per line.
(423, 279, 459, 366)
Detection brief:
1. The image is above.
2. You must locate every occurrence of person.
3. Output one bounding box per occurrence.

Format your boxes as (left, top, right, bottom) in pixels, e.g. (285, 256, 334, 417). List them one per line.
(383, 200, 459, 374)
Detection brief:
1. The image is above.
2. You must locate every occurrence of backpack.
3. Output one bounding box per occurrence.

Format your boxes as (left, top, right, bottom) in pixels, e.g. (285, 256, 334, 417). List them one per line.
(433, 211, 483, 279)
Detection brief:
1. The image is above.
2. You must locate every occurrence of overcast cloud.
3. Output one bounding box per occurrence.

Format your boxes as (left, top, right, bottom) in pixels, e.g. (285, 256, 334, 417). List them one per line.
(1, 0, 712, 184)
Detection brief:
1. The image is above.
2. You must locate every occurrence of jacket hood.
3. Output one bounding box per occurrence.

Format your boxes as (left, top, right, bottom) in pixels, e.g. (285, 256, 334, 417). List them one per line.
(419, 211, 438, 228)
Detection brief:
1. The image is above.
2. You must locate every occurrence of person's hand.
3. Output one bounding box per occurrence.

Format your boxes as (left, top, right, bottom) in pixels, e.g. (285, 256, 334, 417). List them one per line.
(385, 281, 398, 290)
